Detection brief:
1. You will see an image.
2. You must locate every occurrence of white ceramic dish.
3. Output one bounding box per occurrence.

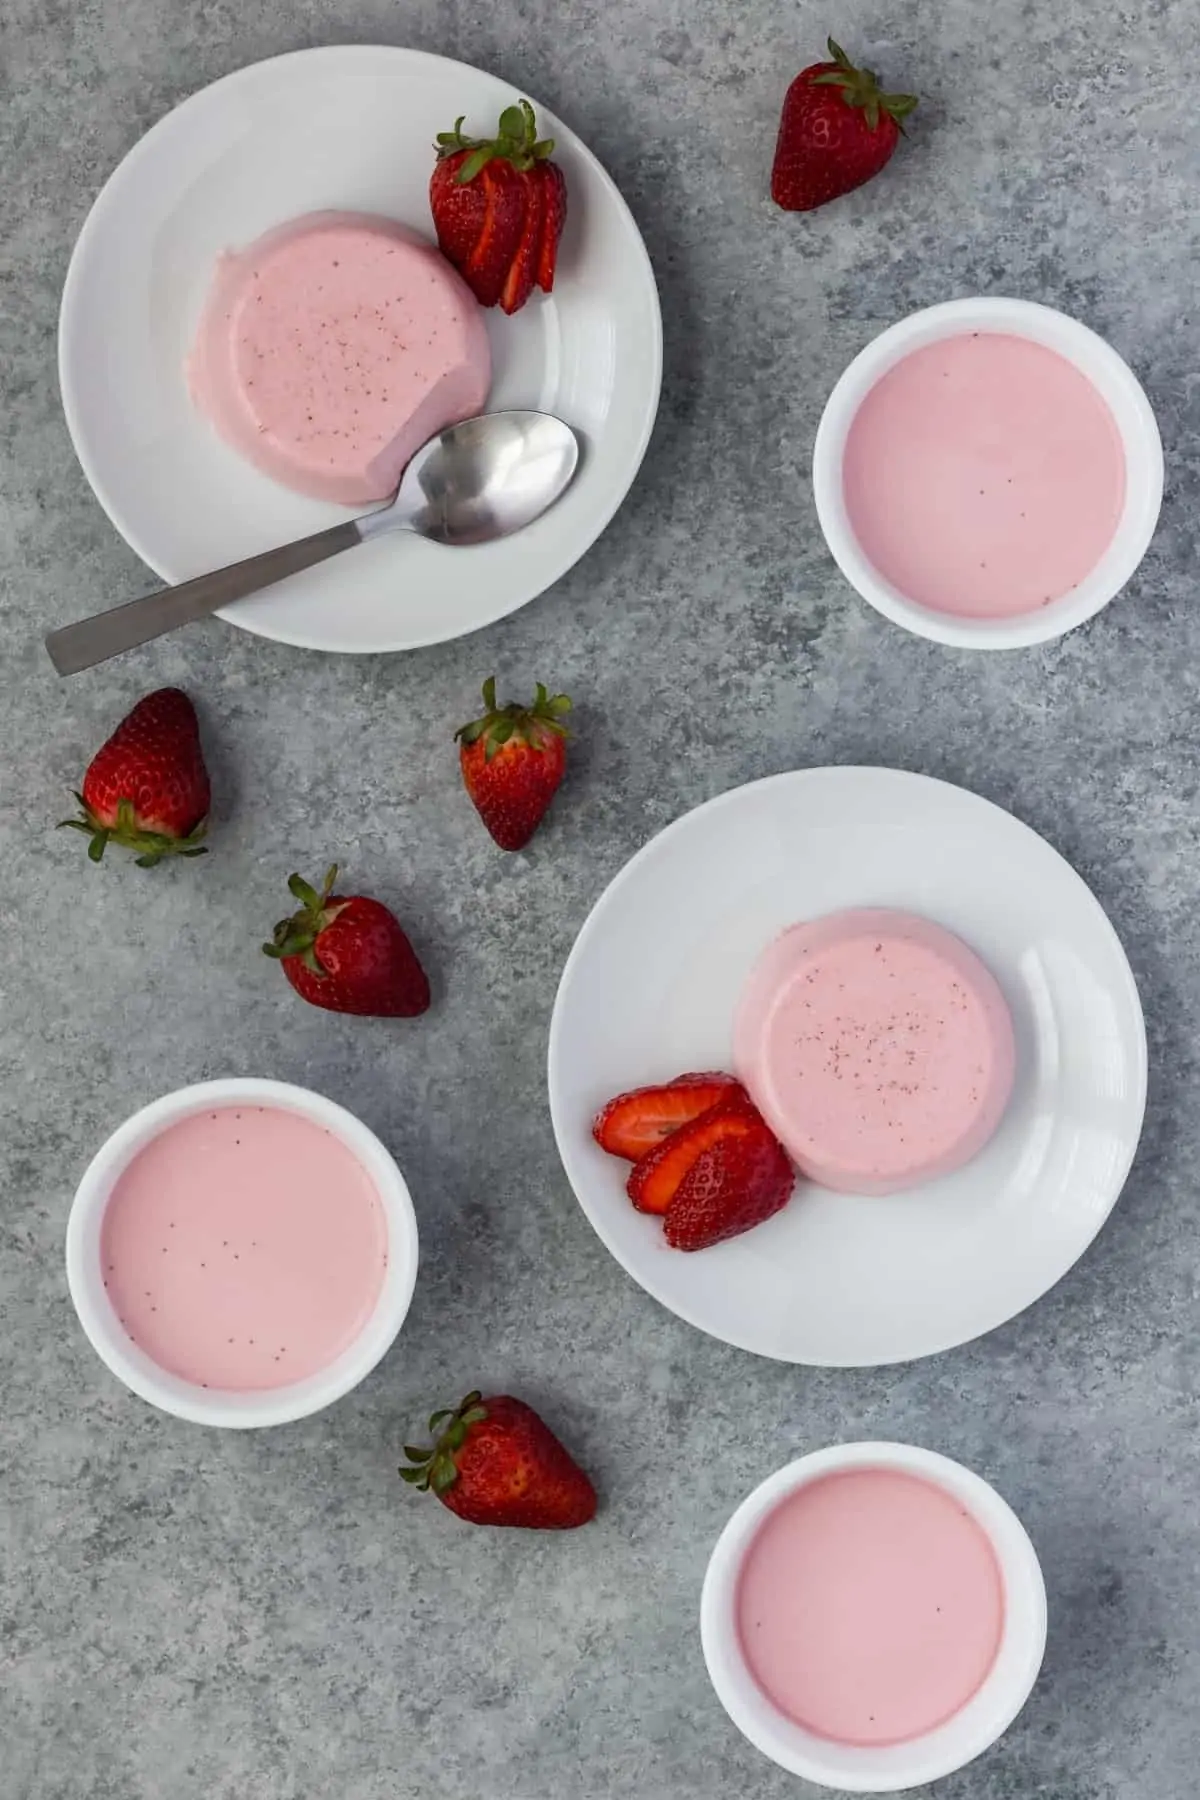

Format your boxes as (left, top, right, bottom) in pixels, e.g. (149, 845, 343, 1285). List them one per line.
(58, 45, 662, 654)
(65, 1078, 418, 1427)
(548, 766, 1146, 1366)
(701, 1443, 1047, 1792)
(812, 298, 1163, 650)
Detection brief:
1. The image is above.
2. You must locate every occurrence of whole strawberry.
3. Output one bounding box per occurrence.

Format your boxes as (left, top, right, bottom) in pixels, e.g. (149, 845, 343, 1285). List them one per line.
(263, 865, 431, 1018)
(456, 677, 570, 851)
(59, 687, 210, 867)
(401, 1391, 596, 1529)
(771, 38, 918, 212)
(430, 99, 567, 313)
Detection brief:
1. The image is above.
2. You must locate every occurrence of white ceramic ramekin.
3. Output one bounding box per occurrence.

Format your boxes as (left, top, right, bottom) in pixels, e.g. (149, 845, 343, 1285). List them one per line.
(701, 1442, 1047, 1793)
(65, 1078, 419, 1428)
(813, 297, 1163, 649)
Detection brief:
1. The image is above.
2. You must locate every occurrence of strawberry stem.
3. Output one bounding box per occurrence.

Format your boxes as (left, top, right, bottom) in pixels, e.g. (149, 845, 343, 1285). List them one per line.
(435, 98, 556, 181)
(263, 865, 344, 970)
(809, 38, 918, 132)
(57, 794, 208, 868)
(455, 678, 572, 764)
(400, 1392, 490, 1495)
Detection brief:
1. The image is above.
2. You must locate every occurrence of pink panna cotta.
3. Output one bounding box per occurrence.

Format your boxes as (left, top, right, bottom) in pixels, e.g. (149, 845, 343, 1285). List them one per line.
(187, 211, 491, 505)
(733, 908, 1016, 1195)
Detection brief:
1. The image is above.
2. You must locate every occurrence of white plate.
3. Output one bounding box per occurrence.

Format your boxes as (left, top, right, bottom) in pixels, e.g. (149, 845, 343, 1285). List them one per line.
(58, 46, 662, 653)
(548, 768, 1146, 1366)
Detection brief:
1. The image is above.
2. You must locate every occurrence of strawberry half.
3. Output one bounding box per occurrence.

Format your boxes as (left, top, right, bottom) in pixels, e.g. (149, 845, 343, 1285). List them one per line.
(593, 1073, 744, 1162)
(431, 100, 567, 313)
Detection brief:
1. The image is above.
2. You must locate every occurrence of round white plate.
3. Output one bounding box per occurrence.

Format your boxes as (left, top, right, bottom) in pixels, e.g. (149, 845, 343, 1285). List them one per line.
(548, 768, 1147, 1366)
(59, 46, 662, 653)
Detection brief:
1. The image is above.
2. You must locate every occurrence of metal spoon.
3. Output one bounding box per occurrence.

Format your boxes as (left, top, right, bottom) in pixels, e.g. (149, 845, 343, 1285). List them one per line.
(45, 410, 580, 676)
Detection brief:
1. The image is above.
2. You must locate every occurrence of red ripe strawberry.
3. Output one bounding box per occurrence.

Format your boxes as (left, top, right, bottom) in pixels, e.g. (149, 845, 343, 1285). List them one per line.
(771, 38, 918, 213)
(500, 160, 546, 315)
(627, 1095, 756, 1215)
(400, 1391, 596, 1529)
(430, 99, 567, 314)
(626, 1095, 794, 1244)
(263, 865, 430, 1018)
(430, 152, 526, 309)
(59, 687, 210, 868)
(456, 677, 570, 852)
(535, 161, 568, 293)
(593, 1072, 744, 1162)
(663, 1106, 794, 1250)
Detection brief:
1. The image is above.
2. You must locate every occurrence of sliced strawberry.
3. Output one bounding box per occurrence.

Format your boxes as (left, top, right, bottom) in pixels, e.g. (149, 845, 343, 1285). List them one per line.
(463, 159, 528, 309)
(593, 1073, 743, 1162)
(664, 1115, 794, 1251)
(627, 1094, 759, 1214)
(430, 101, 563, 314)
(429, 152, 488, 267)
(500, 170, 545, 314)
(535, 161, 567, 293)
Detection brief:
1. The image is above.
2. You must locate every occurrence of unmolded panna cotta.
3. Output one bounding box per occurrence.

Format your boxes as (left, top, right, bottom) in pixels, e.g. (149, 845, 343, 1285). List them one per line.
(188, 211, 491, 505)
(842, 331, 1126, 620)
(733, 909, 1015, 1195)
(100, 1103, 388, 1390)
(736, 1469, 1005, 1746)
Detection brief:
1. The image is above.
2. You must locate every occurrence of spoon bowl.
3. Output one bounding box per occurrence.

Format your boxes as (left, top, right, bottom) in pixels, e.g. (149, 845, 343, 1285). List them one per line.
(45, 411, 580, 675)
(375, 410, 580, 547)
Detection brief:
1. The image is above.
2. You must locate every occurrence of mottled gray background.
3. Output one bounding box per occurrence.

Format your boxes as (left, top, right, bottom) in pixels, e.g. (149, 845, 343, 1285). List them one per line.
(2, 2, 1197, 1797)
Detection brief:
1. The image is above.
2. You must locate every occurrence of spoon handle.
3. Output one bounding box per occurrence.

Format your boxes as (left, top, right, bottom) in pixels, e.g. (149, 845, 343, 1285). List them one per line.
(44, 519, 364, 676)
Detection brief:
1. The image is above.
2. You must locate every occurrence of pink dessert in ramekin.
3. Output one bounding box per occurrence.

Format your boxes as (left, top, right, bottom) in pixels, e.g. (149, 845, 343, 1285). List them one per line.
(733, 909, 1015, 1195)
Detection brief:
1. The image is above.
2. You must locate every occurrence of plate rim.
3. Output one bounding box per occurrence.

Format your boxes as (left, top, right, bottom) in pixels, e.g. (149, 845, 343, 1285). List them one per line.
(547, 765, 1149, 1366)
(57, 42, 664, 654)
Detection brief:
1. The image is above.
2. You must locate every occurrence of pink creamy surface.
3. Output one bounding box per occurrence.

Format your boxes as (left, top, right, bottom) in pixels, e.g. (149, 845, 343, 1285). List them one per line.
(737, 1470, 1005, 1747)
(100, 1105, 388, 1391)
(187, 211, 491, 504)
(842, 332, 1126, 619)
(734, 909, 1015, 1194)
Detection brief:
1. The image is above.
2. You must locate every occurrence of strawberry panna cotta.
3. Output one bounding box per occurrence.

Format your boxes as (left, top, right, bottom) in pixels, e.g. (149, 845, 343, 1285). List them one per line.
(59, 688, 210, 868)
(263, 865, 431, 1019)
(593, 1075, 796, 1251)
(430, 100, 567, 314)
(771, 38, 918, 213)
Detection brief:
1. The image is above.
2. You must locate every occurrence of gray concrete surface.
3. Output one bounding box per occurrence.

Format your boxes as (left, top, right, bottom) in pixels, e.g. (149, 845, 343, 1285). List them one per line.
(3, 3, 1198, 1797)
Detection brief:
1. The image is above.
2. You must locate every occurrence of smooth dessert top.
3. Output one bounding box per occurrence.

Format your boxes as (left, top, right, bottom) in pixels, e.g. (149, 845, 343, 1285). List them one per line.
(187, 211, 491, 505)
(737, 1467, 1005, 1745)
(734, 908, 1016, 1194)
(843, 331, 1126, 619)
(101, 1103, 388, 1390)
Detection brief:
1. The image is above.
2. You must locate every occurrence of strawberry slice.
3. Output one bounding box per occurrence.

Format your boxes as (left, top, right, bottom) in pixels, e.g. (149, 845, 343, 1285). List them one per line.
(500, 170, 545, 314)
(627, 1093, 765, 1214)
(627, 1094, 795, 1243)
(594, 1073, 743, 1163)
(535, 162, 567, 293)
(662, 1123, 791, 1252)
(430, 101, 564, 314)
(663, 1110, 794, 1250)
(463, 160, 528, 309)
